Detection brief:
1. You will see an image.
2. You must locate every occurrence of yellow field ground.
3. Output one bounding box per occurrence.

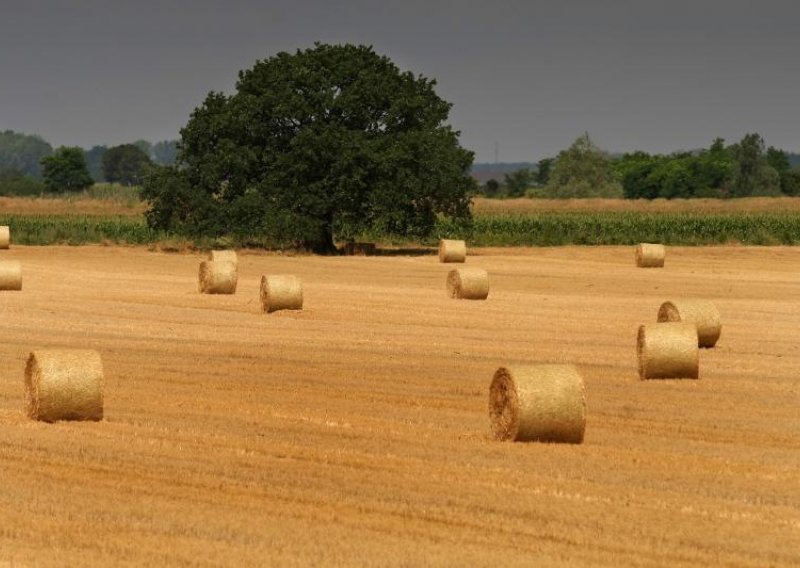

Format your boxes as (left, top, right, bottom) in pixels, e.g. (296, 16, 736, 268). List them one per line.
(0, 245, 798, 566)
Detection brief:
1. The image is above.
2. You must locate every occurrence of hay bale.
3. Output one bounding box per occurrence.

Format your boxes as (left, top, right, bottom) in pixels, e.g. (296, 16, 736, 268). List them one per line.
(489, 365, 586, 443)
(635, 243, 665, 268)
(637, 323, 699, 380)
(447, 268, 489, 300)
(25, 350, 104, 422)
(0, 260, 22, 291)
(261, 274, 303, 313)
(0, 226, 9, 249)
(438, 239, 466, 263)
(209, 250, 238, 265)
(343, 242, 377, 256)
(198, 260, 237, 294)
(657, 300, 721, 348)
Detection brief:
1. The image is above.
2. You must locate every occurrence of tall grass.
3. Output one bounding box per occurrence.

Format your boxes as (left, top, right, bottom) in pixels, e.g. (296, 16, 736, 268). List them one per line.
(0, 215, 164, 245)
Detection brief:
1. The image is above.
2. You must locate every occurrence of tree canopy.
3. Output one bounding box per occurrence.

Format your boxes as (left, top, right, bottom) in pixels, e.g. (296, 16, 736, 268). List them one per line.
(545, 133, 623, 198)
(142, 43, 474, 252)
(40, 147, 94, 193)
(103, 144, 152, 186)
(0, 130, 53, 179)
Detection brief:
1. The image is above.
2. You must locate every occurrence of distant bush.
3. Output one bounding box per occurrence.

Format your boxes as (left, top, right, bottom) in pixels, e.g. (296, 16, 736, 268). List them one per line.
(0, 168, 45, 196)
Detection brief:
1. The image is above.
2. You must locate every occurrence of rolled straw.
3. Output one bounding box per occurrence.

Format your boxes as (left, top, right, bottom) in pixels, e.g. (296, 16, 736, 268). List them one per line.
(637, 323, 699, 380)
(0, 226, 9, 249)
(658, 300, 721, 348)
(635, 243, 665, 268)
(209, 250, 238, 266)
(447, 268, 489, 300)
(438, 239, 466, 263)
(0, 261, 22, 290)
(198, 261, 237, 294)
(25, 350, 104, 422)
(260, 275, 303, 313)
(489, 365, 586, 443)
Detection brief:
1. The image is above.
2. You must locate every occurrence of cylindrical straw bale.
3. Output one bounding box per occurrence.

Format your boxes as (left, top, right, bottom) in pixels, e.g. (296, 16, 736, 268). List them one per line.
(198, 260, 237, 294)
(447, 268, 489, 300)
(0, 261, 22, 290)
(261, 275, 303, 313)
(25, 350, 104, 422)
(0, 226, 9, 249)
(489, 365, 586, 443)
(438, 239, 466, 263)
(635, 243, 666, 268)
(637, 323, 699, 380)
(657, 300, 721, 348)
(209, 249, 238, 265)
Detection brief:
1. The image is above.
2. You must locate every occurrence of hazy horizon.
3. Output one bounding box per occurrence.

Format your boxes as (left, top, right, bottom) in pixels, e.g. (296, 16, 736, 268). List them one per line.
(1, 1, 798, 162)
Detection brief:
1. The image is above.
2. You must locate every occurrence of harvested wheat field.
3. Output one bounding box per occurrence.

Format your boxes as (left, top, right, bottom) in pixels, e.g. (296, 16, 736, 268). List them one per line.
(0, 245, 799, 566)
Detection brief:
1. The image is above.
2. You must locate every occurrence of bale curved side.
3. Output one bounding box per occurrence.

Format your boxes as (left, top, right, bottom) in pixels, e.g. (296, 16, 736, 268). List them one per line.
(489, 365, 586, 443)
(210, 250, 238, 265)
(637, 323, 699, 380)
(25, 350, 104, 422)
(635, 243, 665, 268)
(438, 239, 467, 263)
(198, 261, 238, 294)
(261, 275, 303, 313)
(0, 226, 9, 249)
(446, 268, 489, 300)
(0, 261, 22, 291)
(658, 300, 722, 348)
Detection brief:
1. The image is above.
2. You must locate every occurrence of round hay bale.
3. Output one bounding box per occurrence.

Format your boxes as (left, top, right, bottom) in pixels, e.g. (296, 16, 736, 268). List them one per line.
(438, 239, 466, 263)
(657, 300, 721, 348)
(635, 243, 665, 268)
(637, 323, 699, 380)
(0, 260, 22, 291)
(198, 260, 237, 294)
(447, 268, 489, 300)
(209, 250, 238, 265)
(489, 365, 586, 443)
(0, 225, 9, 249)
(25, 350, 104, 422)
(260, 274, 303, 313)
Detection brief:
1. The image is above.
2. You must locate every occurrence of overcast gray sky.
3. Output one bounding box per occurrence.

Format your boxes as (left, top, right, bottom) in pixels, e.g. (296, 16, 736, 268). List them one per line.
(1, 0, 798, 162)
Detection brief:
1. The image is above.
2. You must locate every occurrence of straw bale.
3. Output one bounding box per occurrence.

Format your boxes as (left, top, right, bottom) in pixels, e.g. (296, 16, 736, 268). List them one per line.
(637, 323, 699, 380)
(658, 300, 721, 348)
(261, 274, 303, 313)
(447, 268, 489, 300)
(210, 250, 238, 265)
(198, 261, 237, 294)
(635, 243, 665, 267)
(0, 226, 9, 249)
(0, 260, 22, 290)
(25, 350, 104, 422)
(489, 365, 586, 443)
(438, 239, 466, 263)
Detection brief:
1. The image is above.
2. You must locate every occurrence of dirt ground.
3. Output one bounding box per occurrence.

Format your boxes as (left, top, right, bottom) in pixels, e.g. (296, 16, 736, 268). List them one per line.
(0, 245, 798, 566)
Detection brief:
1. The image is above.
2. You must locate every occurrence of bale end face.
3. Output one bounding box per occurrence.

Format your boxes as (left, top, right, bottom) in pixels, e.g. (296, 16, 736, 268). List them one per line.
(25, 350, 104, 422)
(490, 365, 586, 444)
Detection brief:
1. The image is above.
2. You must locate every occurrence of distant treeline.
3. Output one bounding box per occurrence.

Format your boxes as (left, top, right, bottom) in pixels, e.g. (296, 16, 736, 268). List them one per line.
(0, 130, 178, 189)
(475, 133, 800, 199)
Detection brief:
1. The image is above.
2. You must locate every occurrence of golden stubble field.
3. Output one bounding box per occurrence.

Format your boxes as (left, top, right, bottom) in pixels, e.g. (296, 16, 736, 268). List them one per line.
(1, 245, 799, 566)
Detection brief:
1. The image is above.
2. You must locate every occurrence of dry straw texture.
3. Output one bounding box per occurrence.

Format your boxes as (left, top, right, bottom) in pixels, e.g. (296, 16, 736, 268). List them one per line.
(635, 243, 666, 267)
(25, 350, 104, 422)
(0, 260, 22, 290)
(447, 268, 489, 300)
(0, 225, 9, 249)
(210, 250, 238, 265)
(637, 323, 699, 380)
(198, 261, 238, 294)
(489, 365, 586, 443)
(438, 239, 467, 263)
(658, 300, 722, 348)
(261, 274, 303, 313)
